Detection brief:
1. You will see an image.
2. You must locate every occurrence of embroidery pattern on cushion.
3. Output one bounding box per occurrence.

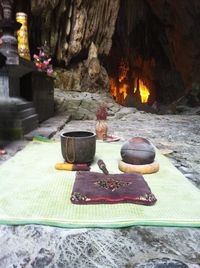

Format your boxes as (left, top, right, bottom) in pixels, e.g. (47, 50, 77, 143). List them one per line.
(136, 193, 157, 202)
(71, 192, 90, 202)
(94, 178, 132, 192)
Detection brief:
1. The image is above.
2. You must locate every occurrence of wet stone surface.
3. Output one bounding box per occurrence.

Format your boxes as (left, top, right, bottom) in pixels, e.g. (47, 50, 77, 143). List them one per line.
(132, 258, 190, 268)
(0, 226, 200, 267)
(0, 95, 200, 267)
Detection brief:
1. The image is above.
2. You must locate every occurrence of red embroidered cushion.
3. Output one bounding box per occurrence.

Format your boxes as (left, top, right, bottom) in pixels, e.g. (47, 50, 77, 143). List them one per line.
(71, 171, 157, 205)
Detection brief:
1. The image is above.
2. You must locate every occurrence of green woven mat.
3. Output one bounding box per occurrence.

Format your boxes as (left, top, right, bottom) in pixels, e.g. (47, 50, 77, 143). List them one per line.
(0, 141, 200, 228)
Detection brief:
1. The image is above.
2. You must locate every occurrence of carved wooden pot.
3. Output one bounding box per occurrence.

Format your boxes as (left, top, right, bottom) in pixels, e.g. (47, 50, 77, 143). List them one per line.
(95, 120, 108, 140)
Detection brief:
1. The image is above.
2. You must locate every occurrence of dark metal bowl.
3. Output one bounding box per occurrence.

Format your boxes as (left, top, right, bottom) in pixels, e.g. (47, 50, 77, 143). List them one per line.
(61, 131, 96, 164)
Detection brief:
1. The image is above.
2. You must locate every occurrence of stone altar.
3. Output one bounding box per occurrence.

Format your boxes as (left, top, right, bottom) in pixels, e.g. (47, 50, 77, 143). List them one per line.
(20, 71, 54, 122)
(0, 0, 38, 141)
(0, 63, 39, 140)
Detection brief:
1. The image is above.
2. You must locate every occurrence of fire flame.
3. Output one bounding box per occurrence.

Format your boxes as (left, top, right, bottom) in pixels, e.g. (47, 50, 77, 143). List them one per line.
(110, 60, 151, 104)
(134, 79, 150, 103)
(110, 78, 117, 97)
(119, 83, 128, 99)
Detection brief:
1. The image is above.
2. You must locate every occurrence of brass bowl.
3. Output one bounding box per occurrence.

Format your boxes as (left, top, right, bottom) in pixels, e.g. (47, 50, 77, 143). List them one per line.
(61, 131, 96, 164)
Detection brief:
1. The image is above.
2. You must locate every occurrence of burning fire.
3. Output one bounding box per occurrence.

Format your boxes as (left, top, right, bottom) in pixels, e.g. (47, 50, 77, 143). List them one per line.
(119, 83, 128, 99)
(134, 79, 150, 103)
(110, 60, 150, 104)
(110, 78, 117, 97)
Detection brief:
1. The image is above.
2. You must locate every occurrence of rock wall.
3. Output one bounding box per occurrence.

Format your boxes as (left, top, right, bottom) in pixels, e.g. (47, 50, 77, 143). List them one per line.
(13, 0, 200, 101)
(107, 0, 200, 104)
(53, 42, 110, 92)
(29, 0, 120, 65)
(147, 0, 200, 92)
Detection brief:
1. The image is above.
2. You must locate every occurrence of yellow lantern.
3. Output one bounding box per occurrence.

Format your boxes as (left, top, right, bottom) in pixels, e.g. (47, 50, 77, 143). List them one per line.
(16, 12, 31, 61)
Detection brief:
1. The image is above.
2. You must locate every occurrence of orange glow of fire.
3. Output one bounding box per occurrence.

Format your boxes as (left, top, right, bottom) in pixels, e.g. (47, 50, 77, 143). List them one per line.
(110, 60, 151, 104)
(136, 79, 150, 103)
(110, 78, 117, 97)
(110, 77, 150, 104)
(119, 83, 128, 99)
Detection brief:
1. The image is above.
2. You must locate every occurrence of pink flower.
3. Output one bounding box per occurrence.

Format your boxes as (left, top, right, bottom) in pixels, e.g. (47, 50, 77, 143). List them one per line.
(47, 68, 53, 76)
(39, 50, 45, 57)
(44, 60, 50, 65)
(33, 54, 39, 59)
(34, 44, 53, 75)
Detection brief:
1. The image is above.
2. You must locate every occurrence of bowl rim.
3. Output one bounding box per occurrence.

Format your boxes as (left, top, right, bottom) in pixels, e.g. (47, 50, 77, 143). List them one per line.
(61, 130, 96, 139)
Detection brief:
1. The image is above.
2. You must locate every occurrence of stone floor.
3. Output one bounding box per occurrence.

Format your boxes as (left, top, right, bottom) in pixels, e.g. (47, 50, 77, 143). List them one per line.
(0, 97, 200, 267)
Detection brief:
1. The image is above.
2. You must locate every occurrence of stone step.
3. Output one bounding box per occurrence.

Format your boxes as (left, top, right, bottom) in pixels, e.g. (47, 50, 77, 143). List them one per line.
(15, 101, 34, 111)
(0, 98, 39, 139)
(24, 113, 71, 140)
(0, 107, 38, 125)
(21, 114, 39, 134)
(0, 101, 34, 112)
(19, 107, 36, 119)
(0, 107, 36, 120)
